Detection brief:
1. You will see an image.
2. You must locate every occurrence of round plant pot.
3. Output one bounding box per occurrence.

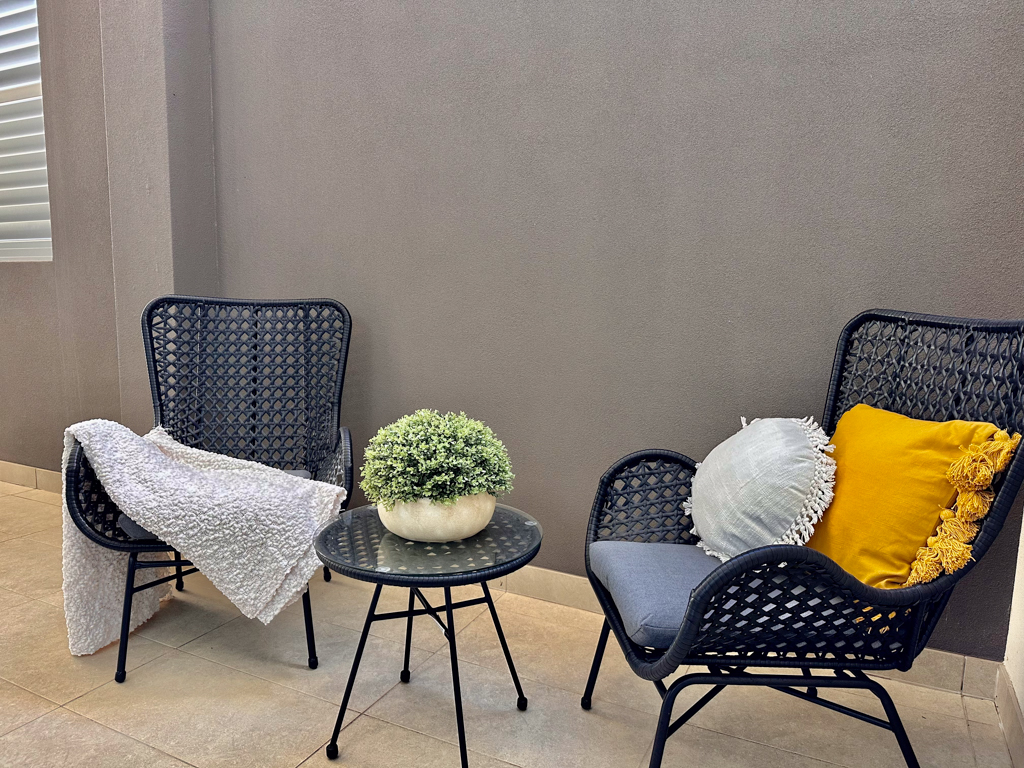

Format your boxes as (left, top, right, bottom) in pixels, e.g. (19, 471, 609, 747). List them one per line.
(377, 493, 496, 542)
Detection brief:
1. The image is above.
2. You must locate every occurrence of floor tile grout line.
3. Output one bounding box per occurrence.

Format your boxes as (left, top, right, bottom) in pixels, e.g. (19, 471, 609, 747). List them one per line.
(59, 651, 345, 768)
(0, 672, 70, 708)
(290, 712, 368, 768)
(362, 713, 526, 768)
(683, 722, 855, 768)
(59, 648, 174, 710)
(52, 703, 203, 767)
(0, 523, 65, 547)
(0, 704, 58, 740)
(166, 615, 439, 711)
(361, 651, 648, 765)
(0, 686, 201, 768)
(139, 608, 248, 650)
(165, 642, 351, 708)
(634, 734, 657, 768)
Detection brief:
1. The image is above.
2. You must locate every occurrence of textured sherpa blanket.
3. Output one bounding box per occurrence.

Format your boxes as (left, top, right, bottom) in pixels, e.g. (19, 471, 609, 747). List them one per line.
(62, 419, 346, 656)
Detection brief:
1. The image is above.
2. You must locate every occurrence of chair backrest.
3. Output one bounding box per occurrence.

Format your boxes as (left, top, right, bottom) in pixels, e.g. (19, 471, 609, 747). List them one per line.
(822, 310, 1024, 567)
(142, 295, 351, 474)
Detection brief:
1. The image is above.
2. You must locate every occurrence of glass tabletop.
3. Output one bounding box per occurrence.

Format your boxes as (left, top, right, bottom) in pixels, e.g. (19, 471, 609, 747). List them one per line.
(315, 503, 544, 587)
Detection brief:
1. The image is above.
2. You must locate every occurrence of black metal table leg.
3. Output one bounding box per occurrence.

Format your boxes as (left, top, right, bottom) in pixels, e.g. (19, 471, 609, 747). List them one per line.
(481, 582, 528, 711)
(401, 588, 415, 683)
(326, 584, 382, 760)
(445, 586, 470, 768)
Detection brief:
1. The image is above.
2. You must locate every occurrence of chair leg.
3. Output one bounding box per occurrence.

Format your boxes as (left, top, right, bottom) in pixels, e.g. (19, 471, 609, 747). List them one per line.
(481, 582, 528, 710)
(302, 587, 318, 670)
(649, 676, 686, 768)
(323, 565, 332, 582)
(173, 549, 184, 591)
(400, 588, 414, 683)
(114, 552, 138, 684)
(802, 666, 818, 698)
(865, 677, 921, 768)
(581, 618, 610, 710)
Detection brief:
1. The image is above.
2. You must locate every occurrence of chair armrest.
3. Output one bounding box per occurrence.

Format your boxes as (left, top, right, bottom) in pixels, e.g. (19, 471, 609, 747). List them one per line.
(660, 544, 954, 677)
(314, 426, 353, 510)
(64, 439, 169, 552)
(585, 449, 700, 550)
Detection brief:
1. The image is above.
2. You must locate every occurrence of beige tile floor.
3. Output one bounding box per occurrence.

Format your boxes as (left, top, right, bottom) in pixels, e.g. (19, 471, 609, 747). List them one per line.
(0, 482, 1014, 767)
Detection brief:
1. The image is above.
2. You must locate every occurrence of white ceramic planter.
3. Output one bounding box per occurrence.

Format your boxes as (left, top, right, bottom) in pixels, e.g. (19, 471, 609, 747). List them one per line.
(377, 493, 496, 542)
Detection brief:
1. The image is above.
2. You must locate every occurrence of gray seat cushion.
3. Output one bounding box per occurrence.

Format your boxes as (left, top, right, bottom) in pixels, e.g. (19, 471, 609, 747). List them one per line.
(589, 541, 721, 649)
(117, 468, 313, 539)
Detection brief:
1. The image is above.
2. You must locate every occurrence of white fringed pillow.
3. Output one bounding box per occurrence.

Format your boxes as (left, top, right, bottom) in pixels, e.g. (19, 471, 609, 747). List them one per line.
(685, 417, 836, 562)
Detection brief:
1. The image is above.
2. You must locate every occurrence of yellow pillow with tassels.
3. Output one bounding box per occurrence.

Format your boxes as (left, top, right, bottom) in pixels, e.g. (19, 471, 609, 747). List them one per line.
(807, 404, 1020, 589)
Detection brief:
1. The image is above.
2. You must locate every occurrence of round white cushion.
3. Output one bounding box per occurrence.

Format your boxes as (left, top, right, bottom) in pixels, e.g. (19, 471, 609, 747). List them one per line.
(686, 417, 836, 561)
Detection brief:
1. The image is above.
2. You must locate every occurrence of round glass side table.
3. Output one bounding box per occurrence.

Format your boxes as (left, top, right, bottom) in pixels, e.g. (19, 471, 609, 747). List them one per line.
(315, 503, 543, 767)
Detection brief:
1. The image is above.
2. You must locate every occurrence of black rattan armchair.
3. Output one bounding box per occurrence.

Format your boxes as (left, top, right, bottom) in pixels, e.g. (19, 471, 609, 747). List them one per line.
(64, 295, 353, 683)
(581, 310, 1024, 768)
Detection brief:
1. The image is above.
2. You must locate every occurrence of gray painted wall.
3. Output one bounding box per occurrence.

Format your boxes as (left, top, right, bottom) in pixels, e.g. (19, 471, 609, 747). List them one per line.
(209, 0, 1024, 658)
(0, 0, 219, 469)
(0, 0, 121, 472)
(1, 0, 1021, 659)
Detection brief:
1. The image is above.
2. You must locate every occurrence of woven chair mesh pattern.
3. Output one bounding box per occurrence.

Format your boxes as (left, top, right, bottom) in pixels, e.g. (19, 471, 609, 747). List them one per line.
(65, 447, 171, 553)
(687, 561, 919, 661)
(73, 452, 132, 544)
(594, 456, 698, 545)
(829, 318, 1024, 436)
(145, 299, 350, 476)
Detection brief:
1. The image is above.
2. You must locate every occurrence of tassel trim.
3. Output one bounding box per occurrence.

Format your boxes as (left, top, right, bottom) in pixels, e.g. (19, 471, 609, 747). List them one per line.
(688, 416, 836, 562)
(905, 429, 1020, 587)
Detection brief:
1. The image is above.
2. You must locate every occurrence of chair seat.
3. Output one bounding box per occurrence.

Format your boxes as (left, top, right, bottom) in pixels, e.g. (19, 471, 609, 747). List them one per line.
(589, 541, 721, 649)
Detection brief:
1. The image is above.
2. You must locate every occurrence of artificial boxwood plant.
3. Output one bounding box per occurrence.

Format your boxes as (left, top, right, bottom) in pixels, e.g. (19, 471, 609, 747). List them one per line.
(360, 409, 514, 510)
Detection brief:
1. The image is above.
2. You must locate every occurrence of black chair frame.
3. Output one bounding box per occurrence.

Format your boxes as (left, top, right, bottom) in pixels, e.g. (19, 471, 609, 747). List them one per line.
(580, 310, 1024, 768)
(64, 295, 354, 682)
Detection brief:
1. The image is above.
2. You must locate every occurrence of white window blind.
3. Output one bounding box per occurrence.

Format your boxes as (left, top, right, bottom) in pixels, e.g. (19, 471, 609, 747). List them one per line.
(0, 0, 49, 262)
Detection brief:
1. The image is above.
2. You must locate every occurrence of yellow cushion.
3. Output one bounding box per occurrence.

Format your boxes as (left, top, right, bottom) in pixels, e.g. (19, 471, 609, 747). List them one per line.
(807, 404, 1017, 589)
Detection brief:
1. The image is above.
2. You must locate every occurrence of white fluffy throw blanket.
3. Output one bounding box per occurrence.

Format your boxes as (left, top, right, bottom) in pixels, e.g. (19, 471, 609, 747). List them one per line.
(62, 419, 346, 656)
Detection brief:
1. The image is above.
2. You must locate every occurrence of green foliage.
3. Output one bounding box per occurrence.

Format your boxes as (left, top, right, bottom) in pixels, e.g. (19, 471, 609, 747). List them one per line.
(360, 410, 514, 510)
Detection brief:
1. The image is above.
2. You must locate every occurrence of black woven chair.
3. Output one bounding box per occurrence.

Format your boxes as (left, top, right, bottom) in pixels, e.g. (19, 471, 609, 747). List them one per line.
(581, 310, 1024, 768)
(64, 295, 353, 683)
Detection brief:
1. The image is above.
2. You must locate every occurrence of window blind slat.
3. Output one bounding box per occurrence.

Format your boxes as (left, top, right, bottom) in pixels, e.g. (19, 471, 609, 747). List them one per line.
(0, 114, 41, 139)
(0, 41, 35, 71)
(0, 218, 48, 238)
(0, 240, 51, 261)
(0, 131, 42, 156)
(0, 166, 45, 189)
(0, 95, 40, 122)
(0, 200, 46, 222)
(0, 181, 44, 204)
(0, 80, 37, 103)
(0, 1, 49, 262)
(0, 8, 35, 35)
(0, 61, 38, 91)
(0, 25, 35, 54)
(0, 1, 35, 18)
(0, 148, 42, 172)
